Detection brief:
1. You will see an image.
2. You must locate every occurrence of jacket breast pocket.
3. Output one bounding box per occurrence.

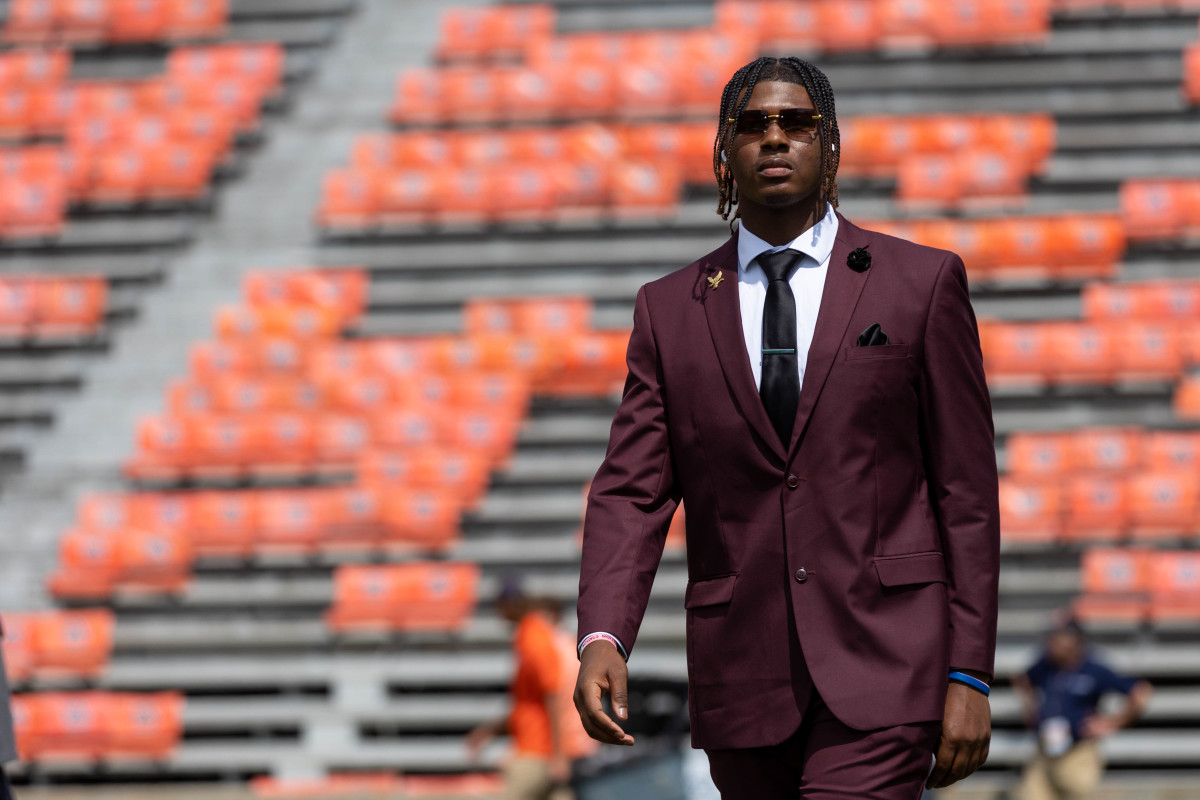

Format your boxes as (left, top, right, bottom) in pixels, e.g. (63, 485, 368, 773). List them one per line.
(873, 551, 946, 587)
(844, 343, 910, 362)
(684, 573, 737, 608)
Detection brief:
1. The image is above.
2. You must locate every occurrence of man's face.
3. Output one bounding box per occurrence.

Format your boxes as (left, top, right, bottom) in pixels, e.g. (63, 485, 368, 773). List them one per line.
(1047, 629, 1083, 667)
(726, 80, 824, 212)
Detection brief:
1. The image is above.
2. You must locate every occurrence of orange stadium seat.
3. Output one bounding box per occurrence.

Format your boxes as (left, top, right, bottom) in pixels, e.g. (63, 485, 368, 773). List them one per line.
(109, 0, 169, 43)
(60, 0, 113, 44)
(165, 0, 228, 39)
(495, 164, 558, 221)
(192, 490, 259, 556)
(1147, 550, 1200, 622)
(326, 562, 479, 632)
(30, 608, 115, 677)
(1006, 432, 1071, 477)
(1, 613, 35, 683)
(998, 479, 1062, 545)
(313, 413, 371, 465)
(49, 528, 120, 598)
(167, 43, 284, 94)
(1081, 548, 1150, 595)
(317, 168, 380, 229)
(611, 162, 681, 218)
(432, 167, 497, 223)
(979, 322, 1050, 383)
(0, 278, 36, 332)
(440, 66, 503, 124)
(391, 68, 444, 125)
(538, 329, 630, 396)
(615, 62, 679, 119)
(1128, 471, 1200, 539)
(497, 67, 560, 122)
(1185, 43, 1200, 105)
(1143, 431, 1200, 472)
(1071, 428, 1141, 474)
(257, 489, 332, 554)
(0, 49, 70, 86)
(1050, 216, 1125, 279)
(322, 485, 384, 550)
(817, 0, 883, 52)
(3, 0, 58, 42)
(34, 276, 106, 331)
(108, 692, 185, 758)
(14, 692, 110, 760)
(1063, 475, 1128, 542)
(144, 141, 216, 200)
(375, 169, 435, 225)
(114, 528, 192, 593)
(1113, 322, 1184, 380)
(1045, 323, 1117, 383)
(243, 269, 368, 322)
(429, 335, 553, 377)
(979, 114, 1056, 169)
(0, 174, 67, 238)
(1172, 378, 1200, 420)
(1120, 180, 1200, 241)
(378, 489, 463, 549)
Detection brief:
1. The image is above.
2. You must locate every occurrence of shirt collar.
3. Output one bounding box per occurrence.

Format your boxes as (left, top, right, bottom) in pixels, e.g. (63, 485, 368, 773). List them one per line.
(737, 202, 839, 278)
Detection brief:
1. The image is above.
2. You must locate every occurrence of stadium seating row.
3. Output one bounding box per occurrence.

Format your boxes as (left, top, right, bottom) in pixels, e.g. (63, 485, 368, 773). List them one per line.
(250, 772, 503, 798)
(1121, 179, 1200, 241)
(325, 562, 480, 632)
(1083, 279, 1200, 321)
(0, 274, 106, 334)
(980, 319, 1200, 384)
(51, 487, 463, 596)
(1008, 427, 1200, 477)
(4, 0, 227, 45)
(1001, 472, 1200, 544)
(1, 43, 285, 141)
(348, 113, 1054, 185)
(872, 214, 1123, 279)
(1075, 548, 1200, 624)
(433, 1, 1058, 67)
(11, 692, 184, 761)
(1, 609, 114, 683)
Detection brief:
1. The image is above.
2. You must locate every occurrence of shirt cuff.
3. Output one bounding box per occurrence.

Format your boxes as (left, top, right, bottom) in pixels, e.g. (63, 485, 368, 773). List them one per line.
(578, 631, 628, 661)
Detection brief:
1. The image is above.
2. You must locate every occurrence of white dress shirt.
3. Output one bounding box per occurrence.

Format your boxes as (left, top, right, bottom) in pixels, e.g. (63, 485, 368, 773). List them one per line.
(579, 204, 839, 661)
(736, 201, 839, 391)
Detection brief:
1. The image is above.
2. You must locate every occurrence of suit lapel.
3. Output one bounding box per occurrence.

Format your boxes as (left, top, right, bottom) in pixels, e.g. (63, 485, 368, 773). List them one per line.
(785, 212, 873, 457)
(701, 229, 788, 462)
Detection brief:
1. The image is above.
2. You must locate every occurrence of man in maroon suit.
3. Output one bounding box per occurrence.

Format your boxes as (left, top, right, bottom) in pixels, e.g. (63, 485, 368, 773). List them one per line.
(573, 56, 999, 798)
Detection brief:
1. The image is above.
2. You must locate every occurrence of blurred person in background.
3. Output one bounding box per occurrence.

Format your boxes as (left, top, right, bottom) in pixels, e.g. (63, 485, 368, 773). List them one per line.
(467, 576, 592, 800)
(1012, 613, 1152, 800)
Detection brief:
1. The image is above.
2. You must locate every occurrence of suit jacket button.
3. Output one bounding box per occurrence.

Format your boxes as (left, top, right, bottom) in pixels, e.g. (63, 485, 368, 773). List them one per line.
(794, 567, 808, 583)
(786, 474, 800, 489)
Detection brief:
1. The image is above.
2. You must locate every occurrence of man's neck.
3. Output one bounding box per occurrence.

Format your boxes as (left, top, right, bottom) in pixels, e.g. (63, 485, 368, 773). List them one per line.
(738, 200, 825, 247)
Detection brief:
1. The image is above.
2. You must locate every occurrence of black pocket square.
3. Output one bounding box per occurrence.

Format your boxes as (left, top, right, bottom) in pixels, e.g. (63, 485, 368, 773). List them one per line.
(857, 323, 889, 347)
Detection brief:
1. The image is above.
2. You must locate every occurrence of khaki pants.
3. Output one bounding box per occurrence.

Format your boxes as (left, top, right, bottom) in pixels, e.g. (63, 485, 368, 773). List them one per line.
(503, 756, 575, 800)
(1017, 739, 1104, 800)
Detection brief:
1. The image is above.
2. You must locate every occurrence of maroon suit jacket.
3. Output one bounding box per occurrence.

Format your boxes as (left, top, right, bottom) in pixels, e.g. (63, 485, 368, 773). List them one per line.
(577, 212, 1001, 750)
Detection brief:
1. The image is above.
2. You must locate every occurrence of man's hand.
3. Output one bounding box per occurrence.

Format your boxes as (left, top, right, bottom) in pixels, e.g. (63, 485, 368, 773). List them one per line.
(926, 681, 991, 789)
(573, 640, 635, 746)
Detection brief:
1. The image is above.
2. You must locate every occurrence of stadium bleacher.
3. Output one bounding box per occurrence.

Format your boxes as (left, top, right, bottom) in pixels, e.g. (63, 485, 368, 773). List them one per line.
(1, 0, 1200, 798)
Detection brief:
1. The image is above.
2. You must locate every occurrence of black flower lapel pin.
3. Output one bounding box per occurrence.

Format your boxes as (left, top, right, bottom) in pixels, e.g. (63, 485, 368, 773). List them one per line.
(846, 245, 872, 272)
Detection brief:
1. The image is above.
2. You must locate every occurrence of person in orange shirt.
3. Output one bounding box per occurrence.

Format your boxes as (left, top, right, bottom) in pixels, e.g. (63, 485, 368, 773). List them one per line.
(467, 579, 592, 800)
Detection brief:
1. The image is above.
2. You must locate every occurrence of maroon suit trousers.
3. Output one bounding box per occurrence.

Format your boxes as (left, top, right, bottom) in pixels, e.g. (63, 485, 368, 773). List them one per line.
(704, 591, 940, 799)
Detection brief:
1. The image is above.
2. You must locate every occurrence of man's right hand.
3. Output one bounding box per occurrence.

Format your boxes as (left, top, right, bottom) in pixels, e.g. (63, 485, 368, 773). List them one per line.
(574, 640, 635, 746)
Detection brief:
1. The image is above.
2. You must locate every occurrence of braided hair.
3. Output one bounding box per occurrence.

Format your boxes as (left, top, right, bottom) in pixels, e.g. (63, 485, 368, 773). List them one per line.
(713, 57, 842, 228)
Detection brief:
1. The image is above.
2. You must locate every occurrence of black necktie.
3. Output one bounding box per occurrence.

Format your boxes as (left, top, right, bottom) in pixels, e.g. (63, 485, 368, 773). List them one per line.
(758, 250, 803, 448)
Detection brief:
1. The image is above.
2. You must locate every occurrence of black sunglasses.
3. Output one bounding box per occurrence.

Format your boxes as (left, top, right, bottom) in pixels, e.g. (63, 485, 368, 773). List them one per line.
(728, 108, 823, 139)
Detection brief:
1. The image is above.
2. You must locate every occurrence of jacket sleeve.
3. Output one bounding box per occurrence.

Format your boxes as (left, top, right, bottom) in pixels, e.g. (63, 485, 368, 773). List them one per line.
(917, 253, 1001, 680)
(577, 284, 680, 659)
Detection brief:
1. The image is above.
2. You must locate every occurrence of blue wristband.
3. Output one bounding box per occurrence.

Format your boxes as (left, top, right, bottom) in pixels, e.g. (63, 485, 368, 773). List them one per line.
(948, 671, 990, 697)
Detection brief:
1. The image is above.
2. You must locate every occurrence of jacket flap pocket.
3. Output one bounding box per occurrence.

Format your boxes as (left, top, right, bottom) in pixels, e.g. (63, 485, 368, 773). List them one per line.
(684, 573, 737, 608)
(873, 552, 946, 587)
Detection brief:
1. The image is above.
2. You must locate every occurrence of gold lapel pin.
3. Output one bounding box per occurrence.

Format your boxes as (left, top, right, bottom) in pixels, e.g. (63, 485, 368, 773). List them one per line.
(707, 270, 724, 290)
